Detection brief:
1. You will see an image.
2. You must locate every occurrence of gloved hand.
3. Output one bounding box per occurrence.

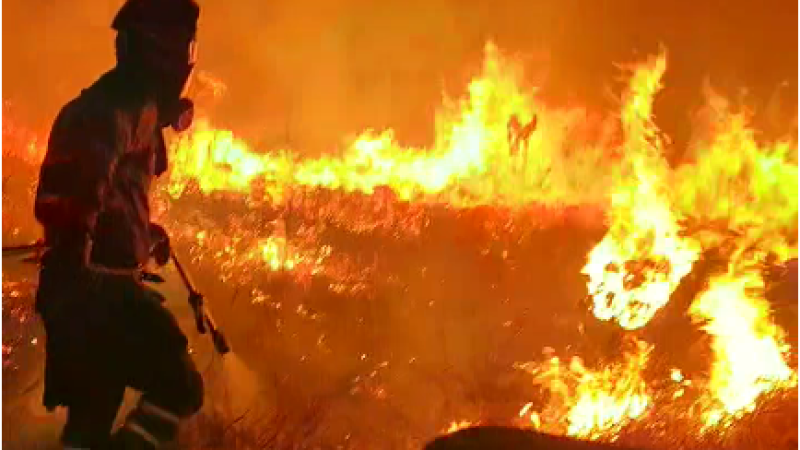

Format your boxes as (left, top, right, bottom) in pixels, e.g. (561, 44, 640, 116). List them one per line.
(149, 223, 171, 267)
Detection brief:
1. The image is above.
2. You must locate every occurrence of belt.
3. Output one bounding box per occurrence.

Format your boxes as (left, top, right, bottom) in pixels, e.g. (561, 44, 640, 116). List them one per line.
(41, 252, 163, 283)
(90, 263, 144, 279)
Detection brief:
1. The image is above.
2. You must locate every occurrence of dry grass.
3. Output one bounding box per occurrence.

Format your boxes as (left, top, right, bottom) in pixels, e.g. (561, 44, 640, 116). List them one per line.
(615, 389, 798, 450)
(2, 147, 797, 450)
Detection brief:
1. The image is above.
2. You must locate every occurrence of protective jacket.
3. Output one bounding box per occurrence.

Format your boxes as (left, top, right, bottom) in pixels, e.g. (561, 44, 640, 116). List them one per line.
(35, 68, 168, 271)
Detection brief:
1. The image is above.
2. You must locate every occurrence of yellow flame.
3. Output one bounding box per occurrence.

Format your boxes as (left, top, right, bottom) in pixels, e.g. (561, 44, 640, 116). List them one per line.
(517, 339, 652, 441)
(165, 42, 614, 209)
(582, 52, 701, 330)
(257, 235, 296, 271)
(159, 44, 798, 436)
(689, 253, 797, 428)
(4, 40, 798, 442)
(167, 120, 291, 199)
(673, 99, 798, 262)
(444, 420, 475, 434)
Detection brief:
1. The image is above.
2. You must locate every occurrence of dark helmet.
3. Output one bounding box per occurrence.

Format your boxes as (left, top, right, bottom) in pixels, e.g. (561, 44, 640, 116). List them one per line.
(112, 0, 200, 131)
(113, 0, 199, 34)
(113, 0, 199, 66)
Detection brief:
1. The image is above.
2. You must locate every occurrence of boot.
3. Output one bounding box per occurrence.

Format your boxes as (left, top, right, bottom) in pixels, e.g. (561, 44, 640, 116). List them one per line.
(107, 428, 157, 450)
(108, 399, 180, 449)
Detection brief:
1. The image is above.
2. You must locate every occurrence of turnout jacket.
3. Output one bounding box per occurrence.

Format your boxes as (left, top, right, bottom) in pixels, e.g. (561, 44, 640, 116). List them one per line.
(35, 69, 169, 269)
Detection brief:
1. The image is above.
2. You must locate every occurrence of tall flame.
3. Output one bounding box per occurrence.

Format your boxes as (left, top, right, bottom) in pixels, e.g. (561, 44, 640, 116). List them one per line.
(673, 90, 798, 263)
(689, 251, 797, 428)
(582, 53, 701, 330)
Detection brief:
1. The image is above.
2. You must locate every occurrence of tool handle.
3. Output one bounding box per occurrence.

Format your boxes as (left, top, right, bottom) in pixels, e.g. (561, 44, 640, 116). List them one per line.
(188, 291, 207, 334)
(170, 249, 230, 355)
(2, 240, 45, 254)
(205, 314, 231, 354)
(170, 250, 199, 294)
(172, 250, 206, 333)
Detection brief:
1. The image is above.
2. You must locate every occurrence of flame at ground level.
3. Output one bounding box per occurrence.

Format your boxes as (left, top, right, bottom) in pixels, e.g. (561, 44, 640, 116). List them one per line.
(690, 253, 797, 428)
(516, 339, 652, 441)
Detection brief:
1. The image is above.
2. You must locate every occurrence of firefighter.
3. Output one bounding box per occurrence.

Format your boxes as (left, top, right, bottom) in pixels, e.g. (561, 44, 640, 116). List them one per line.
(34, 1, 203, 448)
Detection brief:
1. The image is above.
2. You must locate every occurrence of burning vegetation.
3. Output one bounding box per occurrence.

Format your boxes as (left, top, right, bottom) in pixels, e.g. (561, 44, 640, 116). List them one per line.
(3, 41, 797, 449)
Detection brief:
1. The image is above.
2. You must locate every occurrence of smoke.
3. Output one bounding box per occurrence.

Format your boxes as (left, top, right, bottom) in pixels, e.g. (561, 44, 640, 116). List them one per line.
(3, 0, 797, 153)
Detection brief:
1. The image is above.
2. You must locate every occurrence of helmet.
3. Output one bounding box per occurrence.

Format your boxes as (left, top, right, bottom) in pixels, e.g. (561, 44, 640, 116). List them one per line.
(113, 0, 199, 63)
(113, 0, 199, 39)
(112, 0, 200, 131)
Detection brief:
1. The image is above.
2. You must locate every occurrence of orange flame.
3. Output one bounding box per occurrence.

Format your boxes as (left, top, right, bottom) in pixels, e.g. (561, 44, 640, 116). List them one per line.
(517, 339, 652, 441)
(689, 251, 797, 428)
(3, 40, 797, 444)
(443, 420, 476, 434)
(164, 42, 615, 210)
(162, 44, 797, 438)
(582, 53, 702, 330)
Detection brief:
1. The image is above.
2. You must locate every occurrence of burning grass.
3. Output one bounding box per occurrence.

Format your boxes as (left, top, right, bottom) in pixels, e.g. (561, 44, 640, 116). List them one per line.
(2, 43, 797, 448)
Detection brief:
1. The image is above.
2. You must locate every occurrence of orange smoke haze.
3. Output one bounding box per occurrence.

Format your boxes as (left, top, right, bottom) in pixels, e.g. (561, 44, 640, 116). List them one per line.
(3, 0, 797, 155)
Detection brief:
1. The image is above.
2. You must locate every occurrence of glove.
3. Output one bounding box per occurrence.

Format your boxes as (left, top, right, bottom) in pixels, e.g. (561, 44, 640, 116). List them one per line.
(149, 222, 171, 267)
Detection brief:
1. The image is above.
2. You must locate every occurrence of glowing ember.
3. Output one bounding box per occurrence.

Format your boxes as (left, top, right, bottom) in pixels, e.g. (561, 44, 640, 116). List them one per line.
(689, 254, 797, 428)
(444, 420, 476, 434)
(2, 105, 45, 165)
(516, 339, 652, 441)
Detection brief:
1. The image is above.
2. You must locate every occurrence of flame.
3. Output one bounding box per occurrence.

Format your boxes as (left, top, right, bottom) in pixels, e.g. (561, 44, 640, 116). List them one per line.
(689, 252, 797, 428)
(582, 53, 701, 330)
(3, 40, 798, 445)
(1, 105, 46, 165)
(673, 92, 798, 262)
(165, 42, 614, 210)
(167, 119, 291, 199)
(517, 339, 652, 441)
(258, 235, 297, 271)
(443, 420, 476, 434)
(676, 91, 799, 428)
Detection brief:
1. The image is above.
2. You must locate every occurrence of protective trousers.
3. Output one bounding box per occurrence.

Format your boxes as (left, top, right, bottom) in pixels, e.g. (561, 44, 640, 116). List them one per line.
(37, 262, 204, 449)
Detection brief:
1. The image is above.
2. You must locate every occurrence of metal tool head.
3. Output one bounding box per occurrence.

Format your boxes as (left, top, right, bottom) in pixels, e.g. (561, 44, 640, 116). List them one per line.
(211, 328, 231, 355)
